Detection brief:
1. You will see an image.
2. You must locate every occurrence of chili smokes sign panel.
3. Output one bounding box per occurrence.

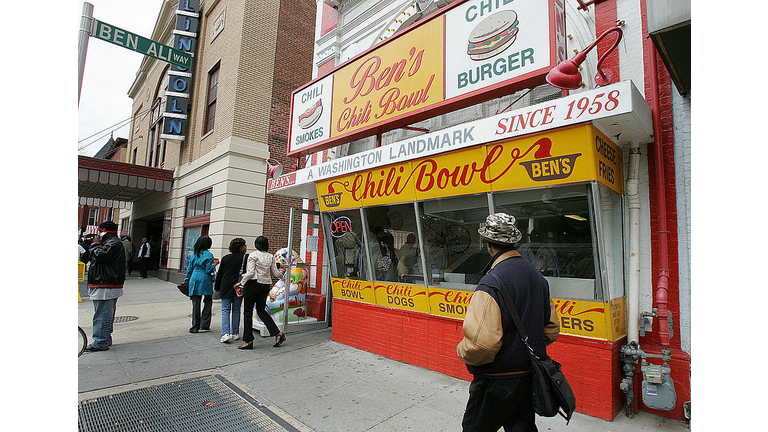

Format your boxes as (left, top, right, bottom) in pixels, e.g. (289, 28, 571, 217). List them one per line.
(287, 0, 565, 157)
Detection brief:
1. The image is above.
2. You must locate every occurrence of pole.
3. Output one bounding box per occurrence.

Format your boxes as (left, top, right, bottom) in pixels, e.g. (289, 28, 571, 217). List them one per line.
(78, 2, 94, 105)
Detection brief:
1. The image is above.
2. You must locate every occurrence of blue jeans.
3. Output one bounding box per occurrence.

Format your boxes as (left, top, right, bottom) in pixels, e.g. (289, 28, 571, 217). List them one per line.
(221, 296, 243, 336)
(92, 298, 118, 349)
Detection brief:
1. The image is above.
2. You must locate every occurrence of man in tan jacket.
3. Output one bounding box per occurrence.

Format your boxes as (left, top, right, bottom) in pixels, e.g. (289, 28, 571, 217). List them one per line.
(457, 213, 560, 431)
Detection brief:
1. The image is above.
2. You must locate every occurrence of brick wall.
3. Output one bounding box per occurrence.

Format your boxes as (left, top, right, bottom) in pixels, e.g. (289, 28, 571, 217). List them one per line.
(263, 0, 318, 252)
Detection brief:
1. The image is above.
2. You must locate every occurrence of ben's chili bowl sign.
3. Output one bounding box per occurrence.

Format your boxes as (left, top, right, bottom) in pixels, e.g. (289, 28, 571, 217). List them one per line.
(286, 0, 565, 157)
(317, 125, 600, 211)
(269, 81, 641, 196)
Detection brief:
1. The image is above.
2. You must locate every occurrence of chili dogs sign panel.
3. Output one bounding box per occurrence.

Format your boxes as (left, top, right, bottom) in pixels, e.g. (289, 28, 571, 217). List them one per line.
(287, 0, 566, 157)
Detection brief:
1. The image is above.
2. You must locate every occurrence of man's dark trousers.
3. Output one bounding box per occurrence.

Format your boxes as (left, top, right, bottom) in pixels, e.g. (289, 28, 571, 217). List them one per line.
(139, 257, 148, 278)
(461, 375, 537, 432)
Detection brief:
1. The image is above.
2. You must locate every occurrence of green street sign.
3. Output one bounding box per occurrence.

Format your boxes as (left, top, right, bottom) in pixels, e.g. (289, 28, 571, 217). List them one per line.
(92, 19, 192, 69)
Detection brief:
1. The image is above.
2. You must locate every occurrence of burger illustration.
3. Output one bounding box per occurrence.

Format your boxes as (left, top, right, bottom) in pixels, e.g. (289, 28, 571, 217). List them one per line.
(297, 99, 323, 129)
(466, 10, 519, 61)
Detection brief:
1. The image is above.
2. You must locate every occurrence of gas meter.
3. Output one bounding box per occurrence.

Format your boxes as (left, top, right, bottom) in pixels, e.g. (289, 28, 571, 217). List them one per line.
(640, 363, 676, 410)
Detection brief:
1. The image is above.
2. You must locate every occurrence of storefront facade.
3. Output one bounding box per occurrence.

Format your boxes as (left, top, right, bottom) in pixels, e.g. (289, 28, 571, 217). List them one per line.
(270, 0, 690, 423)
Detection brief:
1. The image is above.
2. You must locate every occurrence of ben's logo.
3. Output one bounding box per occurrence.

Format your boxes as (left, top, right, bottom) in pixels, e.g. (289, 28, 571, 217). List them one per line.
(518, 137, 581, 181)
(322, 192, 343, 208)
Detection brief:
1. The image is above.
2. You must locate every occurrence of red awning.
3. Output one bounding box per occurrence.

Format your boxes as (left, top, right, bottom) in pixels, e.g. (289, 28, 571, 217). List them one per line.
(78, 156, 174, 206)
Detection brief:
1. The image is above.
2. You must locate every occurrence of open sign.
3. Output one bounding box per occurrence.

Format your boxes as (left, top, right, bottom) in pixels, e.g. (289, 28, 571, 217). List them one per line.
(330, 216, 354, 238)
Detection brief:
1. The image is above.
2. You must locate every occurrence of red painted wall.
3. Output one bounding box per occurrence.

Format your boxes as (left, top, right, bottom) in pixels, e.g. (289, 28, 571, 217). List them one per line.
(332, 299, 626, 420)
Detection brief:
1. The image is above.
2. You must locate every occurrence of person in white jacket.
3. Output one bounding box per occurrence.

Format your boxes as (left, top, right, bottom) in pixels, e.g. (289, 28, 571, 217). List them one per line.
(235, 236, 286, 349)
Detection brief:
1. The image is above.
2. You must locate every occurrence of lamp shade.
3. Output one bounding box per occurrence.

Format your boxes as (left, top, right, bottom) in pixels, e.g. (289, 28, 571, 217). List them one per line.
(266, 159, 284, 178)
(545, 59, 584, 90)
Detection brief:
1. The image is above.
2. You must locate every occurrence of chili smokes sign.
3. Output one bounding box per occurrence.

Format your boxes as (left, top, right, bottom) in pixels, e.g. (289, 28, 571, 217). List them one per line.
(287, 0, 566, 157)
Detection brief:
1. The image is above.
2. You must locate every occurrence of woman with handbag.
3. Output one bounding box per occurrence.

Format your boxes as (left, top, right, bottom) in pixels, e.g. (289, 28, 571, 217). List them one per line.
(184, 235, 219, 333)
(214, 238, 247, 343)
(234, 236, 286, 349)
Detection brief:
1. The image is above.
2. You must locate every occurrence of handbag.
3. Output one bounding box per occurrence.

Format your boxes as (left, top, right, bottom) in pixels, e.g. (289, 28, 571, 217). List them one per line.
(177, 282, 189, 296)
(488, 271, 576, 423)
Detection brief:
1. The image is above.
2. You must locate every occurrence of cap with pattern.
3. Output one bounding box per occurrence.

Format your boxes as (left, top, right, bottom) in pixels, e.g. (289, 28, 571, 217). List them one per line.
(477, 213, 522, 244)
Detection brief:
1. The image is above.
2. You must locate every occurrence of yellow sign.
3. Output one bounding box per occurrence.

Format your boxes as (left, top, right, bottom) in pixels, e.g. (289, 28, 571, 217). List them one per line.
(373, 281, 431, 313)
(590, 127, 624, 195)
(428, 287, 474, 319)
(317, 125, 622, 211)
(330, 19, 445, 139)
(331, 278, 376, 304)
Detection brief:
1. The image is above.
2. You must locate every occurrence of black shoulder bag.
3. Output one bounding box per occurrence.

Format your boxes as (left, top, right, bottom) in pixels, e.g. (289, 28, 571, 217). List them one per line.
(488, 271, 576, 424)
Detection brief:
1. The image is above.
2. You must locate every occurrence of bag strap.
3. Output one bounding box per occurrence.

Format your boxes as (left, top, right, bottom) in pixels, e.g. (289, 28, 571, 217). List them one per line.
(488, 270, 536, 357)
(240, 253, 249, 275)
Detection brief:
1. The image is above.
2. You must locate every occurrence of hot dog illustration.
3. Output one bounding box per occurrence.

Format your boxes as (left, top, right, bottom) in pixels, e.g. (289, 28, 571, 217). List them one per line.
(297, 99, 323, 129)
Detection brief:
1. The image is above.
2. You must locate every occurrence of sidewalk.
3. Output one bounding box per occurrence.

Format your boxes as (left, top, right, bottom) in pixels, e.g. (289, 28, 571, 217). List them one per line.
(78, 275, 690, 431)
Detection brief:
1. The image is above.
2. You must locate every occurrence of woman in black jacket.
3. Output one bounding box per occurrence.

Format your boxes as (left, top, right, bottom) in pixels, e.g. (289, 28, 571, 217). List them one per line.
(214, 238, 247, 343)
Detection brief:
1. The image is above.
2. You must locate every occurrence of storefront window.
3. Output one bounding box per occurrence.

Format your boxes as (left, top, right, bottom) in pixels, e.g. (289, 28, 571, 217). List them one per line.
(417, 194, 488, 290)
(323, 210, 367, 280)
(595, 183, 625, 300)
(363, 203, 420, 283)
(493, 184, 602, 300)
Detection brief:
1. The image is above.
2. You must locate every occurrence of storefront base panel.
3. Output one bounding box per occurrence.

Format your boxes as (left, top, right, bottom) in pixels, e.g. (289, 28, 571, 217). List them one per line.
(548, 335, 625, 421)
(331, 299, 473, 382)
(331, 299, 654, 422)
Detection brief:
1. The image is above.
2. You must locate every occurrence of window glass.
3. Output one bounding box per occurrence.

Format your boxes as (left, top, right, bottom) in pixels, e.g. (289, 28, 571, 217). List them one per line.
(418, 194, 489, 290)
(363, 204, 419, 283)
(204, 191, 212, 214)
(493, 184, 601, 300)
(195, 194, 206, 216)
(323, 210, 367, 280)
(595, 184, 624, 300)
(186, 197, 195, 217)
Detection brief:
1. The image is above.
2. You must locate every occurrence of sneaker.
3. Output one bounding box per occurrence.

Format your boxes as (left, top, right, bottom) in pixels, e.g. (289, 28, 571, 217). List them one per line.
(198, 328, 211, 333)
(220, 334, 231, 343)
(229, 334, 240, 341)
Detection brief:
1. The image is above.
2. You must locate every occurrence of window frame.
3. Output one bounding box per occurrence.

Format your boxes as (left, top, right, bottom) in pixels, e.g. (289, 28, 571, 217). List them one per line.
(203, 63, 220, 135)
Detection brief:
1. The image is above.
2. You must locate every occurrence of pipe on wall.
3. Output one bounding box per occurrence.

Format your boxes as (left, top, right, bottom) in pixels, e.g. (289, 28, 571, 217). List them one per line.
(626, 143, 641, 343)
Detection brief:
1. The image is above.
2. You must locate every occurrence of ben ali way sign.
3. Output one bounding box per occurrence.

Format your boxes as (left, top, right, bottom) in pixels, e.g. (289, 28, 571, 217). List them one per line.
(91, 19, 192, 69)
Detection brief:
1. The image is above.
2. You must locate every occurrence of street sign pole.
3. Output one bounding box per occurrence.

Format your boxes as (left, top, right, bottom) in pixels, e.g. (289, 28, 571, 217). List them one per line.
(78, 2, 94, 106)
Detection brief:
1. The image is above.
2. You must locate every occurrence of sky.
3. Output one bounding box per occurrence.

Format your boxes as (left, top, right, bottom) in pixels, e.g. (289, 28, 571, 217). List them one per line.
(78, 0, 165, 156)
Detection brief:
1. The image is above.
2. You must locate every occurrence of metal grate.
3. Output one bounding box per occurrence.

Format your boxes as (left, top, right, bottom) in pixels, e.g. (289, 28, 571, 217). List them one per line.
(78, 375, 299, 432)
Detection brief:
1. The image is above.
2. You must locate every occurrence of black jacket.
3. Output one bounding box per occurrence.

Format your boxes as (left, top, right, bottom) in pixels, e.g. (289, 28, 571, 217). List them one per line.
(457, 251, 559, 377)
(87, 235, 126, 288)
(215, 251, 247, 298)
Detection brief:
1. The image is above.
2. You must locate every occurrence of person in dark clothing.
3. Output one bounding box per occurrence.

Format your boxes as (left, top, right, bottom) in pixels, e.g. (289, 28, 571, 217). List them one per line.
(457, 213, 560, 432)
(85, 221, 125, 352)
(214, 238, 247, 343)
(137, 238, 150, 278)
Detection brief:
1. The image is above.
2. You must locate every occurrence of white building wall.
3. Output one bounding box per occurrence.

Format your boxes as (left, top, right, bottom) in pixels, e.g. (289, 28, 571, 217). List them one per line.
(673, 88, 692, 353)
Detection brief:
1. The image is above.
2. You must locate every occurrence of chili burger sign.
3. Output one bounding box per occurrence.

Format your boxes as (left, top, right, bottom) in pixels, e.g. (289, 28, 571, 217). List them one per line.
(287, 0, 566, 157)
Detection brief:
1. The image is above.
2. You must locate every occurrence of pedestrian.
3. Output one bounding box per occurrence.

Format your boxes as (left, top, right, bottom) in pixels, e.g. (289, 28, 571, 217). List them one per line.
(122, 235, 135, 276)
(184, 235, 219, 333)
(137, 237, 150, 278)
(84, 221, 125, 352)
(234, 236, 286, 349)
(214, 237, 247, 343)
(457, 213, 560, 432)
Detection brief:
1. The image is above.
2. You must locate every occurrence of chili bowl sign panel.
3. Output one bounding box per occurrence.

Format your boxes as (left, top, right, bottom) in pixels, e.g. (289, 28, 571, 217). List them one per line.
(289, 75, 334, 154)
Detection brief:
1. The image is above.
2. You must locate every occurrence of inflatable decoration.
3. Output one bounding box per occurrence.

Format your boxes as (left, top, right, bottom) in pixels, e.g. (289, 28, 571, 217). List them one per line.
(264, 249, 308, 313)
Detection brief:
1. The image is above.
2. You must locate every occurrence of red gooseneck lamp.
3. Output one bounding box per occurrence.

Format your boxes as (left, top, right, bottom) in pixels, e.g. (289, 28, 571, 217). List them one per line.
(546, 24, 624, 90)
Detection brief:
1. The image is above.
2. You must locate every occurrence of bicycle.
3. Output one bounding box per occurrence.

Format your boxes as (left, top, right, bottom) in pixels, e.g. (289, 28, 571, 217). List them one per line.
(421, 215, 472, 254)
(79, 326, 88, 357)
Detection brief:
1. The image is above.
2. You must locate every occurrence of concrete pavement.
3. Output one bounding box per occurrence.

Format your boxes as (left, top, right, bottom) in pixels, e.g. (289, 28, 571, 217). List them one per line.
(78, 274, 690, 431)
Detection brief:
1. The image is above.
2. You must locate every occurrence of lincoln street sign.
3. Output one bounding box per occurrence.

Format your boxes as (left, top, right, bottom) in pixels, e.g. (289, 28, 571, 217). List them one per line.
(91, 19, 192, 69)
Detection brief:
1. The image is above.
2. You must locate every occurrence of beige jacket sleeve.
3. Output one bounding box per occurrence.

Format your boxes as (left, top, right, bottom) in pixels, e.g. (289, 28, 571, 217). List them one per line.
(545, 297, 560, 345)
(456, 290, 504, 366)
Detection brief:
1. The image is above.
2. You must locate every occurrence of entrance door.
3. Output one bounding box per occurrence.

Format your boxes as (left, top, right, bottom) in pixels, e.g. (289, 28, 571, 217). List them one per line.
(270, 208, 329, 334)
